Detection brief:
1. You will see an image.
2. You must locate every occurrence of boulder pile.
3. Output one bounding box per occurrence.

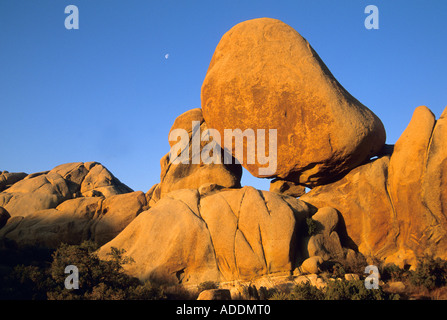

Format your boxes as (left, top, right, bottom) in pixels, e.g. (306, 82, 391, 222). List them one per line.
(301, 106, 447, 267)
(0, 162, 144, 248)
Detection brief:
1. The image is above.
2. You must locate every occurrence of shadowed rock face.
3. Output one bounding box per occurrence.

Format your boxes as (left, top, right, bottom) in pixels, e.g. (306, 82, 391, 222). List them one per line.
(301, 105, 447, 267)
(0, 171, 28, 192)
(201, 18, 385, 187)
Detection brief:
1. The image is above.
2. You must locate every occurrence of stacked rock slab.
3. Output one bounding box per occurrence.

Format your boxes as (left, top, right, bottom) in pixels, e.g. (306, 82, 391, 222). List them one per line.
(0, 171, 28, 192)
(301, 106, 447, 267)
(147, 108, 242, 206)
(201, 18, 385, 187)
(98, 186, 361, 285)
(0, 162, 133, 218)
(269, 178, 306, 198)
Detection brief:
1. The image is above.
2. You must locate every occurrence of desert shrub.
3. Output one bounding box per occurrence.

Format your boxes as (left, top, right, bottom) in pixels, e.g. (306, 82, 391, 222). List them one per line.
(0, 240, 55, 299)
(265, 283, 293, 300)
(324, 279, 398, 300)
(269, 291, 293, 300)
(1, 264, 51, 300)
(306, 217, 319, 236)
(409, 255, 447, 290)
(197, 281, 219, 292)
(269, 279, 400, 300)
(125, 281, 166, 300)
(258, 286, 270, 300)
(267, 284, 308, 300)
(163, 284, 198, 300)
(2, 241, 170, 300)
(431, 286, 447, 300)
(293, 282, 325, 300)
(0, 240, 54, 268)
(240, 284, 260, 300)
(381, 263, 406, 282)
(331, 262, 346, 278)
(47, 241, 157, 300)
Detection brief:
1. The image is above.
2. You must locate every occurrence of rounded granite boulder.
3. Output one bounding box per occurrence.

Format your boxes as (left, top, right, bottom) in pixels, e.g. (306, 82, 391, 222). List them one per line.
(201, 18, 386, 186)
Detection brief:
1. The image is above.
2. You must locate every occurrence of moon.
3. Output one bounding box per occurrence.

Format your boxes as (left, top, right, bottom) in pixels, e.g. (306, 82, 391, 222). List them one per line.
(164, 53, 169, 59)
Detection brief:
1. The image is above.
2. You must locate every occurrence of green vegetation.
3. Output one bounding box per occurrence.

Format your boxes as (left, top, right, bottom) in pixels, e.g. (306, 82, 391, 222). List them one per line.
(305, 217, 319, 236)
(267, 254, 447, 300)
(0, 241, 191, 300)
(324, 279, 398, 300)
(197, 281, 219, 292)
(409, 254, 447, 289)
(269, 280, 398, 300)
(381, 263, 407, 282)
(269, 282, 324, 300)
(2, 240, 447, 300)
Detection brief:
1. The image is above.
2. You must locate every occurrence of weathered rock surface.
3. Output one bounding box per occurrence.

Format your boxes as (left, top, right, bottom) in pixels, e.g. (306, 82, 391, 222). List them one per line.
(147, 108, 242, 206)
(269, 178, 306, 197)
(80, 162, 133, 198)
(0, 171, 28, 192)
(0, 162, 137, 248)
(197, 289, 232, 300)
(99, 186, 360, 285)
(0, 191, 146, 248)
(299, 256, 323, 274)
(302, 155, 395, 259)
(301, 106, 447, 267)
(306, 207, 346, 261)
(201, 18, 385, 186)
(0, 162, 132, 218)
(0, 207, 10, 229)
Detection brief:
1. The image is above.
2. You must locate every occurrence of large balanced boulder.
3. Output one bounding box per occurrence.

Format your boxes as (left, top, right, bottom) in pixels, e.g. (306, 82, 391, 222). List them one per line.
(201, 18, 385, 187)
(301, 105, 447, 267)
(99, 186, 361, 285)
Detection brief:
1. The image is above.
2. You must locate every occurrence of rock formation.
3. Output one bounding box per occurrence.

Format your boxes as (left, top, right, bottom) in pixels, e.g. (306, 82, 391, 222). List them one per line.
(0, 207, 9, 229)
(301, 106, 447, 267)
(1, 18, 446, 292)
(0, 162, 141, 248)
(201, 18, 386, 187)
(0, 171, 28, 192)
(146, 108, 242, 206)
(269, 178, 306, 197)
(98, 186, 360, 284)
(0, 162, 132, 219)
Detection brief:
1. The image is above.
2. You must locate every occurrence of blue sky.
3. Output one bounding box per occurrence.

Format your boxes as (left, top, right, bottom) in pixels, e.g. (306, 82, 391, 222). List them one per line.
(1, 0, 446, 192)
